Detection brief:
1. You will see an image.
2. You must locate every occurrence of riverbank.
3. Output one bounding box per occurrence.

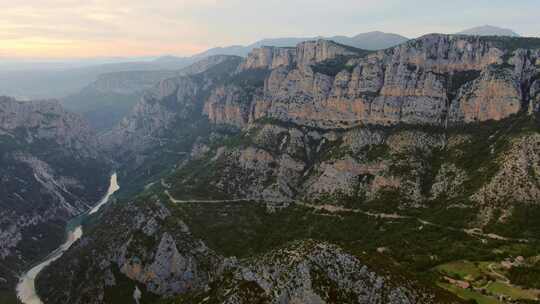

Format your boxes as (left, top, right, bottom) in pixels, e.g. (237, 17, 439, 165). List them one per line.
(16, 173, 119, 304)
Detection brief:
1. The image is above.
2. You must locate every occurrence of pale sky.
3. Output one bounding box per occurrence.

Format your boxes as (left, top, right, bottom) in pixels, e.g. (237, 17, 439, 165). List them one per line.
(1, 0, 539, 59)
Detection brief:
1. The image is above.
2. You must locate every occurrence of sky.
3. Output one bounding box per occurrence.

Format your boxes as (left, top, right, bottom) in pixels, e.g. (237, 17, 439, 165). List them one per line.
(1, 0, 539, 59)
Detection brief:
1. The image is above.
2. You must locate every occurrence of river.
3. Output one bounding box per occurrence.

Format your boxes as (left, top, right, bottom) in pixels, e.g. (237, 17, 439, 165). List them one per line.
(16, 173, 120, 304)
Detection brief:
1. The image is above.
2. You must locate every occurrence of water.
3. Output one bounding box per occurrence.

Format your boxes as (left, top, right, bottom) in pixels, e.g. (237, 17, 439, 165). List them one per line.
(89, 173, 120, 215)
(16, 173, 120, 304)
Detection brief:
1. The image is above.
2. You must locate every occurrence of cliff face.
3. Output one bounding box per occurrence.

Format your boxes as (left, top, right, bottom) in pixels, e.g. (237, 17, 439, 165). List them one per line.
(0, 96, 110, 290)
(107, 35, 540, 161)
(244, 36, 538, 129)
(100, 56, 243, 154)
(0, 97, 99, 154)
(63, 55, 238, 132)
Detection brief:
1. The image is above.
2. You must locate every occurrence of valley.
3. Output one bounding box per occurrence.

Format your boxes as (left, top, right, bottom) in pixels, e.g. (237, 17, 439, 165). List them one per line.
(17, 173, 119, 304)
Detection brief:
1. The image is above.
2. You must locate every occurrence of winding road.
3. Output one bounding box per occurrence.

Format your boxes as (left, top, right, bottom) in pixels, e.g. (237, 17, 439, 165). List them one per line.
(164, 190, 533, 244)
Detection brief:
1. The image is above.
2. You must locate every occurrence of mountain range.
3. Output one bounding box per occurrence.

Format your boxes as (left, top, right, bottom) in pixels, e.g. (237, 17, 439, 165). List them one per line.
(60, 26, 531, 132)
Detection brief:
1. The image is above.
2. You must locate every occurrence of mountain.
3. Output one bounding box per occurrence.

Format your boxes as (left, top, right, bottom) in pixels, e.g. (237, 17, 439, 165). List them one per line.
(0, 97, 110, 301)
(457, 25, 520, 37)
(0, 32, 406, 101)
(62, 55, 239, 132)
(331, 31, 411, 50)
(193, 31, 408, 59)
(36, 34, 540, 303)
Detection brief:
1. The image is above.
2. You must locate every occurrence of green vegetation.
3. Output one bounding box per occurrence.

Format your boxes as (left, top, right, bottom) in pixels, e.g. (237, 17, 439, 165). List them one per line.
(508, 262, 540, 289)
(311, 55, 358, 76)
(480, 36, 540, 51)
(310, 267, 358, 304)
(225, 68, 270, 89)
(437, 261, 485, 281)
(438, 283, 501, 304)
(435, 260, 540, 303)
(446, 70, 482, 101)
(171, 201, 533, 273)
(167, 154, 231, 201)
(0, 292, 18, 304)
(486, 282, 538, 301)
(485, 205, 540, 240)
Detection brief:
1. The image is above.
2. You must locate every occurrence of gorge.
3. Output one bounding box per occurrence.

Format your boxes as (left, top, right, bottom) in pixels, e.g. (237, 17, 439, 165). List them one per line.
(2, 32, 540, 304)
(16, 173, 119, 304)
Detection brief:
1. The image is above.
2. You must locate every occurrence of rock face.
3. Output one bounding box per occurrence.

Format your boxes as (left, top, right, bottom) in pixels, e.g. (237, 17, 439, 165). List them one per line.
(192, 36, 540, 132)
(0, 97, 99, 153)
(37, 199, 222, 304)
(201, 240, 439, 304)
(245, 35, 537, 129)
(0, 96, 110, 292)
(100, 56, 243, 155)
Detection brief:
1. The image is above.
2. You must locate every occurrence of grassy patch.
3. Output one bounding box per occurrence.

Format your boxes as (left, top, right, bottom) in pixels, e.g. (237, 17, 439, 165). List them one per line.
(438, 283, 501, 304)
(486, 282, 538, 301)
(436, 261, 484, 281)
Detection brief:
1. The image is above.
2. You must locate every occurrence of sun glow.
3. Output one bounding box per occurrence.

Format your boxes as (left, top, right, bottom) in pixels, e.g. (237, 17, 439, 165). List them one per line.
(0, 38, 207, 59)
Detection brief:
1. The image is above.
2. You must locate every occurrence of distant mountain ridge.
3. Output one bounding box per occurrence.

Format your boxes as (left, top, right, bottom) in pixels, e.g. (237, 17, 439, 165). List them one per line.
(457, 25, 520, 37)
(193, 31, 409, 58)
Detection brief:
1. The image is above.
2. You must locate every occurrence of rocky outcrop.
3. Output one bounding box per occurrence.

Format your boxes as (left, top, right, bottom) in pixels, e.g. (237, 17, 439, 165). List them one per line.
(296, 40, 362, 66)
(28, 34, 540, 304)
(38, 197, 455, 304)
(100, 56, 243, 156)
(449, 67, 522, 122)
(100, 76, 202, 154)
(64, 55, 241, 132)
(209, 240, 435, 304)
(203, 85, 253, 128)
(0, 96, 99, 156)
(36, 199, 223, 304)
(86, 71, 177, 95)
(238, 47, 297, 71)
(473, 133, 540, 205)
